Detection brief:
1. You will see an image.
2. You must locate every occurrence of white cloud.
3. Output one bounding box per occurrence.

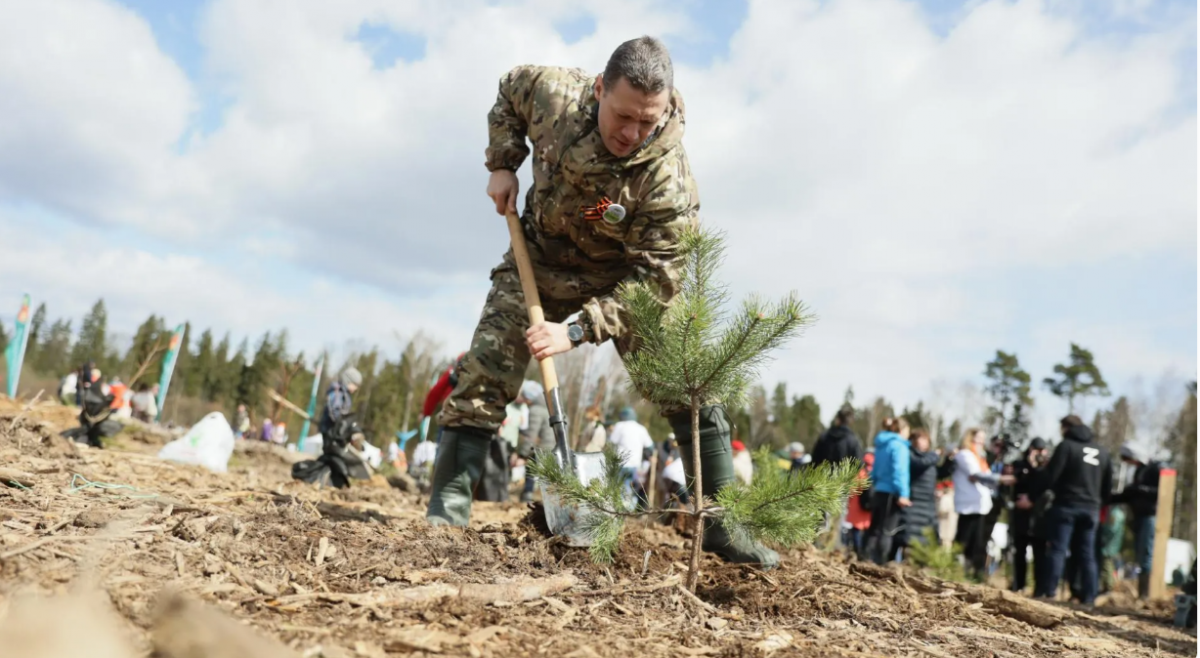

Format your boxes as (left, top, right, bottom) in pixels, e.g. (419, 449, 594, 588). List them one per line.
(0, 0, 1193, 430)
(0, 215, 478, 367)
(0, 0, 195, 230)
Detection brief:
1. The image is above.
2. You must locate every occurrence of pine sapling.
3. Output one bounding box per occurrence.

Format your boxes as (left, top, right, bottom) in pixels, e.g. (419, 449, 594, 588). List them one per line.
(530, 226, 866, 591)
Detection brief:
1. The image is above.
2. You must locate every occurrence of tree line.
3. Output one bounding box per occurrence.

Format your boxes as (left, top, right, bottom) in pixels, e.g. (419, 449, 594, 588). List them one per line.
(1, 298, 1194, 539)
(0, 298, 445, 446)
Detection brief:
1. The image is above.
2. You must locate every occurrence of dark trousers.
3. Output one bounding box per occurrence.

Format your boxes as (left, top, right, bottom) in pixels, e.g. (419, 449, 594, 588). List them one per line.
(665, 479, 689, 505)
(1012, 533, 1046, 593)
(843, 527, 866, 558)
(474, 438, 510, 502)
(1046, 505, 1100, 604)
(895, 524, 934, 562)
(85, 422, 104, 446)
(956, 513, 989, 578)
(1134, 514, 1156, 573)
(865, 492, 905, 565)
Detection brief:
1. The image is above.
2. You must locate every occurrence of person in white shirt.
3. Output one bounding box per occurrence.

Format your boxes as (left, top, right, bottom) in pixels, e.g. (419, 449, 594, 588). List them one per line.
(953, 428, 1015, 580)
(661, 450, 689, 506)
(732, 440, 754, 485)
(607, 406, 654, 503)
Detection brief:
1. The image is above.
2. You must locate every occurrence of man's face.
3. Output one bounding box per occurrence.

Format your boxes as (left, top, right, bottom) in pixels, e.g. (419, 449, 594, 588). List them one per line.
(594, 75, 670, 157)
(915, 436, 931, 453)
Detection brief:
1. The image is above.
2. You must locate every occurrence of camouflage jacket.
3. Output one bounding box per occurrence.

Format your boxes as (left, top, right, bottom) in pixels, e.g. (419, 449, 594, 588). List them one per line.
(485, 65, 699, 345)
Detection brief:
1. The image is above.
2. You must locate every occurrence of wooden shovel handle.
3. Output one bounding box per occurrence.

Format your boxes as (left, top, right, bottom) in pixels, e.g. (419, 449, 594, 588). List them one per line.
(505, 211, 560, 392)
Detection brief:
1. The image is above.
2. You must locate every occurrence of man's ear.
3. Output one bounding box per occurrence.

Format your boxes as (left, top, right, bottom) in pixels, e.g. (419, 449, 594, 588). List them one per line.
(594, 74, 604, 101)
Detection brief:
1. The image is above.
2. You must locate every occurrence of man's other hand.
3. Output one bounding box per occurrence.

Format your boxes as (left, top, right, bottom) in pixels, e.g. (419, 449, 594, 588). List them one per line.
(526, 322, 572, 361)
(487, 169, 519, 215)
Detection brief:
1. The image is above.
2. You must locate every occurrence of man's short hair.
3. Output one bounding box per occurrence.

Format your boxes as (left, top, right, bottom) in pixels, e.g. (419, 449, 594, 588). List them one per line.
(602, 36, 674, 95)
(1061, 414, 1084, 428)
(835, 404, 854, 425)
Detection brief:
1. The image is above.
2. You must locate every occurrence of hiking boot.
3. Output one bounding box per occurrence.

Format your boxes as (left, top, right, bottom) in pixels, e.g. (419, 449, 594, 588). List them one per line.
(425, 427, 492, 527)
(669, 406, 780, 570)
(1138, 571, 1151, 599)
(519, 490, 535, 503)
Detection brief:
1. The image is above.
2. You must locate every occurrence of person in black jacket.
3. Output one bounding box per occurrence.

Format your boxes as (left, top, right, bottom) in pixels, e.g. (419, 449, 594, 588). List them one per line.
(1042, 415, 1113, 605)
(811, 404, 864, 468)
(76, 361, 114, 448)
(1010, 437, 1050, 594)
(1111, 444, 1163, 598)
(897, 428, 940, 557)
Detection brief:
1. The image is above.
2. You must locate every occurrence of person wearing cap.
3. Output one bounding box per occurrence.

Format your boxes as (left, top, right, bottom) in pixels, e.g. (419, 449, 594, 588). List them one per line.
(732, 440, 753, 485)
(318, 367, 362, 439)
(787, 441, 812, 475)
(514, 380, 554, 503)
(1010, 437, 1051, 594)
(1111, 443, 1164, 598)
(607, 406, 654, 501)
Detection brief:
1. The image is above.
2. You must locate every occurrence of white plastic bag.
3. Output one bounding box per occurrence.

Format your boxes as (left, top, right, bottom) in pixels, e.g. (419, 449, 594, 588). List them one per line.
(157, 411, 236, 473)
(361, 441, 383, 468)
(299, 434, 324, 455)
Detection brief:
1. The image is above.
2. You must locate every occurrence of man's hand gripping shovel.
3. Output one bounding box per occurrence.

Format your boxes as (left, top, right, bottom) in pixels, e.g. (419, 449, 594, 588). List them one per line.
(505, 211, 608, 547)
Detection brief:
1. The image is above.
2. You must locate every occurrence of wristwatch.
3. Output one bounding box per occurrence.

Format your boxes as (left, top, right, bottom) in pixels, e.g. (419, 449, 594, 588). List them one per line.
(567, 322, 586, 347)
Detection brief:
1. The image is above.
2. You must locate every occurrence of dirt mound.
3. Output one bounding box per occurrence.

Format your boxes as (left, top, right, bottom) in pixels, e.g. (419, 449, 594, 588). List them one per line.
(0, 403, 1193, 657)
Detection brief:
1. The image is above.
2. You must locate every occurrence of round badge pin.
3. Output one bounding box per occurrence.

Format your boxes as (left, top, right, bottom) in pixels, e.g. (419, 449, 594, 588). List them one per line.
(602, 203, 626, 224)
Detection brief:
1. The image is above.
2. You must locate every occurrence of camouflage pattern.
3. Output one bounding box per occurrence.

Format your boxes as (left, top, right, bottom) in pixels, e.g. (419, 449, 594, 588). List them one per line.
(440, 264, 638, 430)
(440, 65, 699, 432)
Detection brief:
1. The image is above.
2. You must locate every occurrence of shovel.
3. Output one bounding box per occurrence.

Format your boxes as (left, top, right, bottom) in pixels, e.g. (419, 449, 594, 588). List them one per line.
(505, 210, 608, 547)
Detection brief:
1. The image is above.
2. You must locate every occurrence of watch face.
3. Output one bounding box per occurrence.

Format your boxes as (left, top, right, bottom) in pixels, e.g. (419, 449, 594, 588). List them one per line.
(568, 324, 584, 342)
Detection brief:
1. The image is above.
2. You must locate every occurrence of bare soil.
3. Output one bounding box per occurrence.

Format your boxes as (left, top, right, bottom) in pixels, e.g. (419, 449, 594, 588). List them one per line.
(0, 397, 1193, 657)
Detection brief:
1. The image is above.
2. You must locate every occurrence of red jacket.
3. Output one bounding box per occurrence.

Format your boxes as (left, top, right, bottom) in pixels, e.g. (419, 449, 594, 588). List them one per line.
(846, 453, 875, 530)
(422, 368, 454, 418)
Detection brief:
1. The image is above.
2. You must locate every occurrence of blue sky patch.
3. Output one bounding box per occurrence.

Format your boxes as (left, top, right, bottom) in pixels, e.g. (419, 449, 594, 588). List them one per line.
(113, 0, 208, 80)
(666, 0, 749, 66)
(354, 22, 427, 69)
(554, 13, 596, 45)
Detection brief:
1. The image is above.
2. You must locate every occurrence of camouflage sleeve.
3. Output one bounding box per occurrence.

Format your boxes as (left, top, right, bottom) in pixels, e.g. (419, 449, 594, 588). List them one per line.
(579, 153, 699, 344)
(485, 65, 544, 172)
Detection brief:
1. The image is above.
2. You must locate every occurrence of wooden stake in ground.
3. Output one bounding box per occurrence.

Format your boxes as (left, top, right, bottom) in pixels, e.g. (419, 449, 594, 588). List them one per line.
(1150, 468, 1177, 600)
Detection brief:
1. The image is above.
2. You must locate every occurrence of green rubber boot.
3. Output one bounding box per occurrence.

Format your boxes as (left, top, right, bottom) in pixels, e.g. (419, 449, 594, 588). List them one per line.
(669, 406, 780, 570)
(425, 427, 492, 527)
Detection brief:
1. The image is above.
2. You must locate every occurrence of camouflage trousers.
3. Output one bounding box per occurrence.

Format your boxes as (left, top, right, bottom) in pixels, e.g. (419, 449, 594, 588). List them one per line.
(437, 256, 633, 432)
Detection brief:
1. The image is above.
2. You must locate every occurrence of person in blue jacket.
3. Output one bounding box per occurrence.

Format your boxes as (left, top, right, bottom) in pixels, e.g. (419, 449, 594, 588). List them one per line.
(864, 417, 912, 565)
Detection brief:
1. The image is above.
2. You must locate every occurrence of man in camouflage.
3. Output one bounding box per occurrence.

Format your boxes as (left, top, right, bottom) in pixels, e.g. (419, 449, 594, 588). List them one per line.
(427, 36, 779, 569)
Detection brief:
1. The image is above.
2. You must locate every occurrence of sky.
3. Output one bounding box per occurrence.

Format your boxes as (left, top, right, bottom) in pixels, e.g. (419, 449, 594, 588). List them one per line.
(0, 0, 1195, 442)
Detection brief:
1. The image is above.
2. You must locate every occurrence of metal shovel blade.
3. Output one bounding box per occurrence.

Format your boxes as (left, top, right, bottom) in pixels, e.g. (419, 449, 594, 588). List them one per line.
(537, 386, 611, 547)
(540, 450, 608, 547)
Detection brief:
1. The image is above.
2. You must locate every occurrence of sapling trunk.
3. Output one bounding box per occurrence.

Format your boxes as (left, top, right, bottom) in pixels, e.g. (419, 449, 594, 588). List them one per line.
(686, 394, 703, 592)
(526, 227, 864, 585)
